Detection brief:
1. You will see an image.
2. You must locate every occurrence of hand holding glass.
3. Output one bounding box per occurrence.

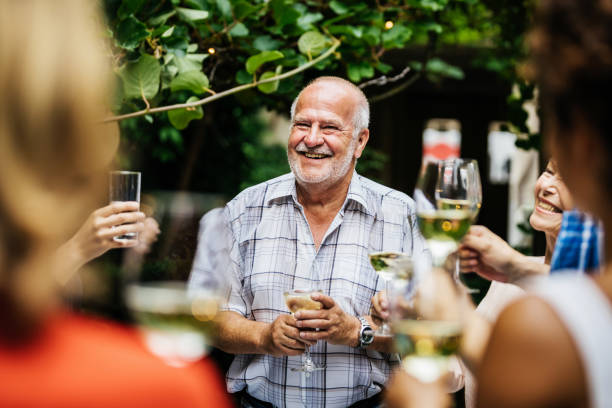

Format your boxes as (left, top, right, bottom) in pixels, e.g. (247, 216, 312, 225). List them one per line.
(284, 289, 324, 374)
(109, 171, 141, 242)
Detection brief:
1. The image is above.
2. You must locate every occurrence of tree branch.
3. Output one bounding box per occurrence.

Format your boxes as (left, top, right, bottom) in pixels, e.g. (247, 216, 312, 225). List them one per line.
(358, 66, 413, 89)
(104, 38, 341, 123)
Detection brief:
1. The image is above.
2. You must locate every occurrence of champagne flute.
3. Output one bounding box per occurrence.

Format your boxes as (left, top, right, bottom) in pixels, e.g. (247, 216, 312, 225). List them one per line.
(369, 251, 412, 337)
(284, 289, 324, 375)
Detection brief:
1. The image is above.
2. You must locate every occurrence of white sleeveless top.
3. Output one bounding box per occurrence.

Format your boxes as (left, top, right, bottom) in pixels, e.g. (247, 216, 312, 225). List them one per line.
(537, 274, 612, 408)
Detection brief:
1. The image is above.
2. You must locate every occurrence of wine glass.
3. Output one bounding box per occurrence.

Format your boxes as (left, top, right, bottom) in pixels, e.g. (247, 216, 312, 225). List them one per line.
(369, 251, 412, 337)
(125, 281, 221, 367)
(437, 159, 482, 291)
(414, 161, 472, 267)
(283, 289, 325, 375)
(391, 266, 466, 383)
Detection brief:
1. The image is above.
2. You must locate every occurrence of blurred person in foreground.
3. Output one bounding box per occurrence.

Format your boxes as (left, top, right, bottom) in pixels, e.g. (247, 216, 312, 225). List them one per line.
(215, 76, 428, 407)
(0, 1, 232, 407)
(386, 0, 612, 407)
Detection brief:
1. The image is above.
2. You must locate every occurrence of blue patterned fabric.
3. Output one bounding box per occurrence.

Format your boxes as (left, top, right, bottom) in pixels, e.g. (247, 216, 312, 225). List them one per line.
(550, 209, 602, 274)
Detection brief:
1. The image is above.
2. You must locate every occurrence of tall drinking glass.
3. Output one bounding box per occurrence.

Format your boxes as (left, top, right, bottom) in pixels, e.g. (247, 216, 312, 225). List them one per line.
(109, 171, 141, 242)
(284, 289, 324, 375)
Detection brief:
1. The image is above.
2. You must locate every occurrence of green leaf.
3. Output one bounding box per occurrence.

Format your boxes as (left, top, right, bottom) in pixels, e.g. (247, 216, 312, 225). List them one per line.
(347, 61, 374, 82)
(236, 69, 253, 84)
(328, 25, 363, 38)
(382, 24, 413, 48)
(119, 54, 161, 101)
(425, 58, 465, 79)
(271, 0, 300, 27)
(118, 0, 146, 20)
(161, 26, 175, 38)
(216, 0, 232, 17)
(297, 12, 323, 31)
(168, 96, 203, 130)
(245, 50, 284, 74)
(173, 53, 208, 73)
(363, 26, 381, 46)
(375, 62, 393, 74)
(234, 1, 259, 19)
(229, 23, 249, 37)
(257, 69, 281, 94)
(176, 7, 209, 22)
(329, 0, 350, 15)
(298, 31, 328, 57)
(148, 10, 176, 26)
(170, 70, 209, 94)
(115, 16, 149, 50)
(253, 35, 283, 51)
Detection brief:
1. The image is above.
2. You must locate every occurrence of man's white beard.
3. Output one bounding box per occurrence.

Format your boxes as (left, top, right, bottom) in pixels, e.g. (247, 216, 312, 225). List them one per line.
(288, 137, 358, 187)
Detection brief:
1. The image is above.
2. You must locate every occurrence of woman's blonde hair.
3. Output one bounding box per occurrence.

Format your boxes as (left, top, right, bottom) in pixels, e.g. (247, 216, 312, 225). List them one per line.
(0, 0, 118, 335)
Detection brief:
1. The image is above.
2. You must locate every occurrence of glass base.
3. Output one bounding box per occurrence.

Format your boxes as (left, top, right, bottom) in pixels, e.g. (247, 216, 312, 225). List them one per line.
(291, 362, 325, 377)
(401, 356, 450, 383)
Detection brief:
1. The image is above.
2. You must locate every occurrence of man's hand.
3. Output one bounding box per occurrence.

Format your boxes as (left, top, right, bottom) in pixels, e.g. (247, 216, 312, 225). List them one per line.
(294, 293, 360, 347)
(262, 314, 316, 357)
(371, 291, 389, 325)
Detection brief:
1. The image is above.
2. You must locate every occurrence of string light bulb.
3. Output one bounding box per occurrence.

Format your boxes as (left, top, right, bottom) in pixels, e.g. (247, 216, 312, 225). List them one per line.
(208, 47, 216, 55)
(384, 20, 394, 30)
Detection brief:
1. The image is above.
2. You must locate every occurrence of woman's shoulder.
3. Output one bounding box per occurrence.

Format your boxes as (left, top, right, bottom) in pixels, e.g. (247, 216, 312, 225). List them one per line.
(477, 294, 588, 408)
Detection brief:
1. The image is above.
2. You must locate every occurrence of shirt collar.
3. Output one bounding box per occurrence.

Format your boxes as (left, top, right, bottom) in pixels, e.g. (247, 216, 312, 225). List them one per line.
(266, 171, 371, 215)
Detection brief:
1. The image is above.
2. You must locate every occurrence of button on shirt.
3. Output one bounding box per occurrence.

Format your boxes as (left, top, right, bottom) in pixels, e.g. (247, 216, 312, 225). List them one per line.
(222, 172, 428, 408)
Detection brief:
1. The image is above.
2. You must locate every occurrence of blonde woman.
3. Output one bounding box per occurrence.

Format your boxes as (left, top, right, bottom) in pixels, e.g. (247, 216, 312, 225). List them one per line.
(0, 1, 231, 407)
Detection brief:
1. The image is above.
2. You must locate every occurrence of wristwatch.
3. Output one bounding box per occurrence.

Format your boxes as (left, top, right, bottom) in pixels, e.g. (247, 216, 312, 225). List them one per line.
(357, 316, 374, 349)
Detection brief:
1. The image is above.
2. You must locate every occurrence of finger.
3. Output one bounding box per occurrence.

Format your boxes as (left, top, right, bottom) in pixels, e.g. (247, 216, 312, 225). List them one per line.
(280, 336, 306, 351)
(461, 233, 488, 252)
(294, 310, 326, 320)
(458, 248, 478, 259)
(371, 296, 389, 320)
(95, 212, 146, 229)
(97, 222, 145, 240)
(296, 319, 330, 329)
(299, 329, 329, 341)
(96, 201, 140, 217)
(309, 293, 335, 309)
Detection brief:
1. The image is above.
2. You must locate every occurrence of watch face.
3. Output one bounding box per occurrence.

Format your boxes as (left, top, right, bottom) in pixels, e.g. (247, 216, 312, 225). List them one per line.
(363, 328, 374, 345)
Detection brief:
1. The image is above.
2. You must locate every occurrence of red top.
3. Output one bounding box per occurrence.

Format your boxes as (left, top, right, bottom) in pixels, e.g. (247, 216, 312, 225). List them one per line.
(0, 312, 234, 408)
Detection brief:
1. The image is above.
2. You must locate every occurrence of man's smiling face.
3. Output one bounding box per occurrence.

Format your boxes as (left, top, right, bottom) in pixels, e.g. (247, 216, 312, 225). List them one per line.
(287, 81, 367, 189)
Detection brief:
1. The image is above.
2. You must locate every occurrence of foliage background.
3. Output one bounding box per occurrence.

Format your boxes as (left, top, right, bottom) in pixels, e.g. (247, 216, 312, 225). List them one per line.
(103, 0, 535, 197)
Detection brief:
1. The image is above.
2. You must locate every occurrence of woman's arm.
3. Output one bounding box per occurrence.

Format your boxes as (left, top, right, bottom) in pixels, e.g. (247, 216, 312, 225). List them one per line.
(476, 296, 587, 408)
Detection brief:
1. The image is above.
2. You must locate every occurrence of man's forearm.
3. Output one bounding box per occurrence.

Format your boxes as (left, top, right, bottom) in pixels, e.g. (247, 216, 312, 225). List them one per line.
(215, 311, 271, 354)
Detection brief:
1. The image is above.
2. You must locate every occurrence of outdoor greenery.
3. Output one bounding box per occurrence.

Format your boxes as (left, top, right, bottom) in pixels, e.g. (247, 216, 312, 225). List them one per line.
(103, 0, 535, 196)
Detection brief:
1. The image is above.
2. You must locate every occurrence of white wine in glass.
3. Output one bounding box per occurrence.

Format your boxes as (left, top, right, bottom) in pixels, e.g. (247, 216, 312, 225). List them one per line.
(369, 251, 412, 337)
(393, 319, 463, 383)
(283, 289, 324, 374)
(126, 282, 220, 367)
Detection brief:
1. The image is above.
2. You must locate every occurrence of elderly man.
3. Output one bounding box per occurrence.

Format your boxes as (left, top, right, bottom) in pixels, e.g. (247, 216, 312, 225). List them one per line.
(215, 76, 427, 407)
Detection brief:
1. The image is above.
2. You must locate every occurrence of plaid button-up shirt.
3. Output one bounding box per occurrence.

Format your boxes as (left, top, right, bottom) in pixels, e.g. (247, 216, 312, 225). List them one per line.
(222, 171, 428, 408)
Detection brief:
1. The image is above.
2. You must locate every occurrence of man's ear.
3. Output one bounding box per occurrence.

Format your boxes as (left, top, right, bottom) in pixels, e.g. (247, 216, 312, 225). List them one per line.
(354, 129, 369, 159)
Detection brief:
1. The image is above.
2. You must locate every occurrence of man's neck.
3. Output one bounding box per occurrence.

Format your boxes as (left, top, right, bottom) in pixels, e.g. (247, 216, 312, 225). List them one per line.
(296, 174, 352, 215)
(295, 172, 353, 249)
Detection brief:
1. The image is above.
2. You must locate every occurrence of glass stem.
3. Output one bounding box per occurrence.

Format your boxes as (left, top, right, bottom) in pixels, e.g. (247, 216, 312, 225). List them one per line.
(304, 344, 312, 364)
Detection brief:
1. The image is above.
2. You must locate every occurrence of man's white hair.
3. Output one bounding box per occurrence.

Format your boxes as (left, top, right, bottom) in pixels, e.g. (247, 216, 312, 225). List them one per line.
(290, 77, 369, 139)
